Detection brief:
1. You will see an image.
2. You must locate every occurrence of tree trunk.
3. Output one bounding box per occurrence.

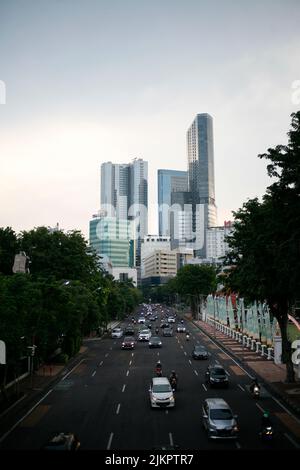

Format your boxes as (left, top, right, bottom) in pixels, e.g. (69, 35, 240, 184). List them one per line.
(274, 303, 296, 383)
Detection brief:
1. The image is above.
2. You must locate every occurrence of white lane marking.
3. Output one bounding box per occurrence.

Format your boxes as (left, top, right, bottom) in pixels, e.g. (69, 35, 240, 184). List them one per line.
(188, 360, 192, 365)
(235, 441, 241, 449)
(169, 432, 174, 446)
(284, 433, 300, 449)
(0, 389, 53, 443)
(202, 384, 207, 391)
(238, 384, 245, 392)
(122, 384, 126, 393)
(194, 370, 199, 376)
(114, 342, 116, 345)
(256, 403, 265, 413)
(184, 351, 187, 356)
(180, 345, 183, 349)
(215, 359, 220, 364)
(107, 432, 114, 450)
(105, 353, 109, 358)
(61, 359, 85, 381)
(99, 361, 103, 366)
(165, 410, 168, 415)
(157, 352, 160, 356)
(129, 360, 132, 366)
(110, 347, 113, 350)
(126, 370, 129, 376)
(92, 370, 96, 377)
(116, 403, 121, 415)
(272, 397, 300, 426)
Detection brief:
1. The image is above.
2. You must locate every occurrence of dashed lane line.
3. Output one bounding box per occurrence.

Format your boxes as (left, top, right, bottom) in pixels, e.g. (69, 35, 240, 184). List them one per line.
(126, 370, 130, 377)
(122, 384, 126, 393)
(194, 370, 199, 376)
(116, 404, 121, 415)
(92, 370, 96, 377)
(255, 403, 265, 414)
(284, 433, 300, 449)
(238, 384, 245, 392)
(202, 384, 207, 391)
(107, 432, 114, 450)
(169, 433, 174, 446)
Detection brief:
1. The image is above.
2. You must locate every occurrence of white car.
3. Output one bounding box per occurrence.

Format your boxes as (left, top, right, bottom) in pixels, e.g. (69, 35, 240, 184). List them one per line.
(149, 377, 175, 408)
(138, 329, 152, 341)
(138, 317, 145, 324)
(168, 317, 175, 323)
(111, 328, 123, 339)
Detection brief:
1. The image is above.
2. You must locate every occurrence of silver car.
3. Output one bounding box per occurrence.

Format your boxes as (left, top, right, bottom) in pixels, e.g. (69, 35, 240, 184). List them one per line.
(202, 398, 239, 439)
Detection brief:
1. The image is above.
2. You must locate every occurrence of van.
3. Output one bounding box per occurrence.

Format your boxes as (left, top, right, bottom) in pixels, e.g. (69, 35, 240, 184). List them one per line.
(202, 398, 239, 439)
(149, 377, 175, 408)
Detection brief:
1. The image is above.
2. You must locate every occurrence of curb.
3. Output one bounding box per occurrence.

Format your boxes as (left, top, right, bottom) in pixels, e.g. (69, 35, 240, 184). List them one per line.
(191, 318, 300, 420)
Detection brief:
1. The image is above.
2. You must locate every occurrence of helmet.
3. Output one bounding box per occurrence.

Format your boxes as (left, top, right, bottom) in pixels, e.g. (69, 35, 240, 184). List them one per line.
(263, 411, 269, 418)
(172, 370, 175, 374)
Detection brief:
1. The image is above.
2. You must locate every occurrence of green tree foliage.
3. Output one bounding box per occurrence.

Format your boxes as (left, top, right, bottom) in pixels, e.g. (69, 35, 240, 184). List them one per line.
(225, 111, 300, 382)
(0, 227, 20, 275)
(174, 265, 217, 318)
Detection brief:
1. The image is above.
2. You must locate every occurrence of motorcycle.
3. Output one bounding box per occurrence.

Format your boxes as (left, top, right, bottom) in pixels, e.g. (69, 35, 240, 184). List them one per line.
(260, 425, 274, 442)
(186, 333, 190, 341)
(170, 377, 177, 391)
(252, 385, 260, 399)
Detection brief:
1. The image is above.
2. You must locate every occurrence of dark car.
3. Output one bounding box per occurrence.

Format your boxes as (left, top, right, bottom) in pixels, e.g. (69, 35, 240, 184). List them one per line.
(148, 336, 162, 348)
(160, 321, 169, 329)
(122, 337, 136, 349)
(124, 327, 135, 336)
(176, 324, 186, 333)
(205, 365, 229, 387)
(43, 432, 80, 451)
(163, 327, 173, 337)
(192, 345, 209, 360)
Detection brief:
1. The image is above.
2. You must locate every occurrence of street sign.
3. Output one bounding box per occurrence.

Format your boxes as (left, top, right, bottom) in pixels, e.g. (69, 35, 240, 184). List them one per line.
(13, 252, 28, 273)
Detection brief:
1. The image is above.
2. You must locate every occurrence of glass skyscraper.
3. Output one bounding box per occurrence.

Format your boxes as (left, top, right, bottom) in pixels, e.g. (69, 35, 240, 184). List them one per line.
(187, 113, 218, 257)
(158, 169, 188, 236)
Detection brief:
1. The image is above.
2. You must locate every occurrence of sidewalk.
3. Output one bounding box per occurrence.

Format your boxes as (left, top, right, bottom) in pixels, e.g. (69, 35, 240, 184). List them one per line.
(192, 317, 300, 417)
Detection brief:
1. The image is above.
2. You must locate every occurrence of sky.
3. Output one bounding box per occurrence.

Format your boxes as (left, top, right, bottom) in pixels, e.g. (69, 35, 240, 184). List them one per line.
(0, 0, 300, 240)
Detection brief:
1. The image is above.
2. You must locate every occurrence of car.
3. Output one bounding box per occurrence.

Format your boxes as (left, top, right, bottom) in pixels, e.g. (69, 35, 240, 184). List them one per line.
(205, 365, 229, 387)
(138, 317, 146, 324)
(160, 321, 169, 329)
(202, 398, 239, 439)
(192, 345, 209, 359)
(168, 317, 175, 323)
(163, 327, 173, 337)
(43, 432, 80, 451)
(148, 336, 162, 348)
(149, 377, 175, 408)
(176, 324, 186, 333)
(138, 329, 152, 341)
(124, 327, 135, 336)
(121, 337, 136, 349)
(111, 328, 123, 339)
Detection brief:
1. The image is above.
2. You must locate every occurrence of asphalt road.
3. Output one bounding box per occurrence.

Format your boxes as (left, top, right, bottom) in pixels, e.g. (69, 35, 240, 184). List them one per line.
(1, 306, 300, 451)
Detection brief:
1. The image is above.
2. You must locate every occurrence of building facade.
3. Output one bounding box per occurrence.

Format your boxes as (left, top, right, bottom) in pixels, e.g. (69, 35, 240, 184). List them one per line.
(186, 113, 218, 257)
(89, 213, 134, 268)
(158, 169, 188, 236)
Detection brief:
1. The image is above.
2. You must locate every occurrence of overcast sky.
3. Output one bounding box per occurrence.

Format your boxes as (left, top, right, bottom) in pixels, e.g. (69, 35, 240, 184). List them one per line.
(0, 0, 300, 239)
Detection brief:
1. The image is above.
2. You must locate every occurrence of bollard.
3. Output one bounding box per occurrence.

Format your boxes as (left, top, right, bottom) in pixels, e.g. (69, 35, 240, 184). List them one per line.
(256, 342, 261, 353)
(238, 333, 242, 343)
(246, 338, 251, 348)
(242, 335, 247, 346)
(251, 339, 256, 351)
(267, 347, 273, 360)
(261, 344, 266, 357)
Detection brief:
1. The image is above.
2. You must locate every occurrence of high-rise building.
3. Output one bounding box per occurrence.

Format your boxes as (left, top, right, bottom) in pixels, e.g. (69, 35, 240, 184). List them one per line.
(186, 113, 218, 257)
(100, 158, 148, 269)
(158, 169, 188, 236)
(89, 212, 135, 268)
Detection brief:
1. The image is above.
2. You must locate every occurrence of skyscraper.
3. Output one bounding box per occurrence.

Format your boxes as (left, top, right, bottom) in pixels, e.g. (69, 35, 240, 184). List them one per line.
(158, 169, 188, 236)
(100, 158, 148, 267)
(186, 113, 217, 257)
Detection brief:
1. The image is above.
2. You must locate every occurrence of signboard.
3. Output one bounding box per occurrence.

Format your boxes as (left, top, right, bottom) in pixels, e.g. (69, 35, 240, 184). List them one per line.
(12, 252, 28, 273)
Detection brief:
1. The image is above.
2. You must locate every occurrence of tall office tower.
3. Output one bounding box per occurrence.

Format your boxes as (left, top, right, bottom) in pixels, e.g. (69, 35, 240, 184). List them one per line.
(100, 158, 148, 269)
(158, 169, 188, 236)
(186, 113, 218, 257)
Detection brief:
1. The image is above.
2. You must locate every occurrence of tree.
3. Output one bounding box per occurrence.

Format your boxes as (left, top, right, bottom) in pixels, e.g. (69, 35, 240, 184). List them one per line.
(0, 227, 19, 275)
(173, 265, 217, 318)
(225, 111, 300, 382)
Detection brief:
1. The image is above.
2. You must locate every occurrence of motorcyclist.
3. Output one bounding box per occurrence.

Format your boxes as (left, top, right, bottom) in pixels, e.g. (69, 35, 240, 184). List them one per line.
(156, 360, 162, 376)
(261, 411, 272, 430)
(155, 326, 159, 335)
(186, 331, 190, 340)
(169, 370, 178, 390)
(250, 378, 260, 394)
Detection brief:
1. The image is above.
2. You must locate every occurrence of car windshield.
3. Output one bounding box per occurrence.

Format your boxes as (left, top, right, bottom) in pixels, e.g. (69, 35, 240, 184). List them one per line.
(212, 368, 226, 376)
(210, 409, 233, 420)
(153, 384, 171, 393)
(195, 346, 206, 351)
(151, 337, 160, 341)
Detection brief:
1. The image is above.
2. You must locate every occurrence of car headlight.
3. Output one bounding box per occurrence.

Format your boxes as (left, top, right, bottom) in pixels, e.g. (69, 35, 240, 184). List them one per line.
(170, 396, 175, 402)
(233, 426, 239, 432)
